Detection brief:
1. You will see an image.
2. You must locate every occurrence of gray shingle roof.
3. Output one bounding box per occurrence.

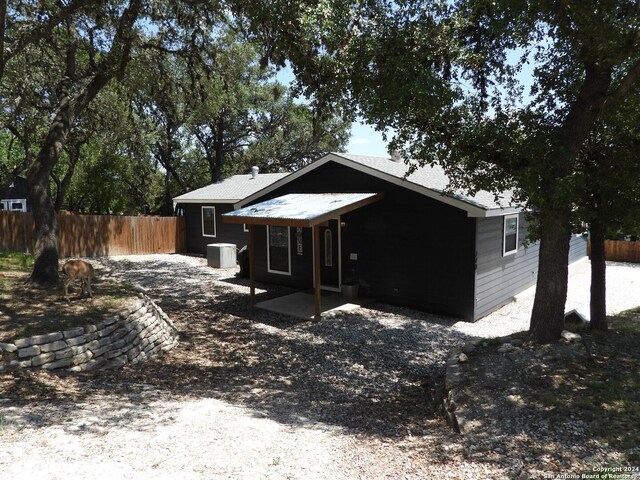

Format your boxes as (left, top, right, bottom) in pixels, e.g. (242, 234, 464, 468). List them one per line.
(173, 172, 289, 203)
(333, 153, 516, 211)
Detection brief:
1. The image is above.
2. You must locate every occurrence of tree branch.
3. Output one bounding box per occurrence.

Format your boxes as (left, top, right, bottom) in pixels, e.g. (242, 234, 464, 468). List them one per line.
(0, 0, 6, 80)
(74, 0, 142, 113)
(603, 59, 640, 110)
(1, 0, 97, 80)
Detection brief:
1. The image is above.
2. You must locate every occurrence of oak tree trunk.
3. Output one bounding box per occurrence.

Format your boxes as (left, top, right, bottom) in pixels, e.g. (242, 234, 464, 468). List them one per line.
(210, 118, 225, 183)
(26, 0, 141, 283)
(52, 142, 82, 211)
(27, 104, 74, 283)
(529, 205, 573, 343)
(589, 225, 608, 330)
(528, 65, 613, 342)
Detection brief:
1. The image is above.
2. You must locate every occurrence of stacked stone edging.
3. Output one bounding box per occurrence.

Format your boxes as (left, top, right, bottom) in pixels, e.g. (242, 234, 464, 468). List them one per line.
(443, 337, 485, 434)
(0, 295, 178, 372)
(443, 331, 583, 434)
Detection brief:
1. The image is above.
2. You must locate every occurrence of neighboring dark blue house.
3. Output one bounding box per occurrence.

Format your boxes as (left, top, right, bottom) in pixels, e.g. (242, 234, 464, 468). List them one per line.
(1, 176, 30, 212)
(224, 153, 588, 321)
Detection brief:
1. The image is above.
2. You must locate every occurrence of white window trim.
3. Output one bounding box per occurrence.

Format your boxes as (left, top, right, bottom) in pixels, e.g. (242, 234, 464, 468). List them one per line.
(243, 224, 249, 232)
(2, 198, 27, 212)
(267, 225, 292, 275)
(201, 206, 216, 238)
(312, 217, 342, 291)
(324, 228, 333, 267)
(503, 214, 519, 256)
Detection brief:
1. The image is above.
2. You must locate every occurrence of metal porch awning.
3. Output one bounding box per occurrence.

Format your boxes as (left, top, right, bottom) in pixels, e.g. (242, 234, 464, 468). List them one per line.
(222, 192, 384, 320)
(223, 192, 383, 227)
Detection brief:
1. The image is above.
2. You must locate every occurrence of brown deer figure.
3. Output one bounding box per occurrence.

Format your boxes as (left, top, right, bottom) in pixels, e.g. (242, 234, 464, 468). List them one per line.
(62, 260, 94, 300)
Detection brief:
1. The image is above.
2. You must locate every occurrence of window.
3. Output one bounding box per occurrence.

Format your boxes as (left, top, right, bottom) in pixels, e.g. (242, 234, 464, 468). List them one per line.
(503, 214, 519, 256)
(267, 226, 291, 274)
(5, 199, 26, 212)
(324, 229, 333, 267)
(202, 206, 216, 237)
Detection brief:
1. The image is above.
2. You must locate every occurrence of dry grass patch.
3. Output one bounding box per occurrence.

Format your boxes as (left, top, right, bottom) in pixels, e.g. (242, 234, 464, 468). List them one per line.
(459, 307, 640, 474)
(526, 312, 640, 464)
(0, 252, 138, 342)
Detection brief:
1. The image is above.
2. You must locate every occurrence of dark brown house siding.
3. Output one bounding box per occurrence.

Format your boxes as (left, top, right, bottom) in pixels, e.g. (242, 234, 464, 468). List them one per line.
(181, 203, 248, 255)
(252, 225, 315, 289)
(249, 161, 477, 319)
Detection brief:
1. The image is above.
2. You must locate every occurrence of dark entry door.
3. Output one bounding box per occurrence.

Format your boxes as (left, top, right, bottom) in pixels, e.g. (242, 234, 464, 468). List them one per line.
(319, 219, 340, 289)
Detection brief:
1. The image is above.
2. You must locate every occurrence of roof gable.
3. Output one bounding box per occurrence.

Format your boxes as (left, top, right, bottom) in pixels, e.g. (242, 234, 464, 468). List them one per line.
(236, 153, 520, 217)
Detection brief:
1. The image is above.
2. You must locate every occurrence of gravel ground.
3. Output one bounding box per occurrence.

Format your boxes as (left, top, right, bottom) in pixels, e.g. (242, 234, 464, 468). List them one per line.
(454, 259, 640, 338)
(1, 254, 639, 479)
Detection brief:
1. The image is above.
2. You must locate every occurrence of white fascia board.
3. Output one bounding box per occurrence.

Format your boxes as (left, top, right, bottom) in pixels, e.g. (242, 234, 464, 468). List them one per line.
(327, 154, 490, 217)
(482, 206, 523, 217)
(172, 198, 239, 204)
(234, 155, 338, 209)
(233, 152, 516, 217)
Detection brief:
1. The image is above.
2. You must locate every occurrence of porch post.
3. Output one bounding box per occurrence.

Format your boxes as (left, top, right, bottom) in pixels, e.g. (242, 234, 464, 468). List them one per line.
(248, 224, 255, 305)
(313, 224, 321, 321)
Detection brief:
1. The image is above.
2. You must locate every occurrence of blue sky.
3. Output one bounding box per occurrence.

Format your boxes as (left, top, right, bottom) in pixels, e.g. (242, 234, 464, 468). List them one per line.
(275, 66, 391, 157)
(345, 121, 391, 156)
(275, 47, 536, 158)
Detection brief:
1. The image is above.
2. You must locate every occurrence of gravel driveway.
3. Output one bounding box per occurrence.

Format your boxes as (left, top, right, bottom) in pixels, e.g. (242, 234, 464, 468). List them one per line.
(1, 254, 638, 479)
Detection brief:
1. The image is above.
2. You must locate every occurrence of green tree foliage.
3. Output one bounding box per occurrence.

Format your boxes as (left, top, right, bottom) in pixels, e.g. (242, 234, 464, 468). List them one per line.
(129, 27, 349, 213)
(574, 92, 640, 330)
(235, 0, 640, 342)
(0, 38, 54, 192)
(240, 95, 351, 174)
(58, 84, 163, 214)
(1, 0, 145, 282)
(1, 1, 349, 283)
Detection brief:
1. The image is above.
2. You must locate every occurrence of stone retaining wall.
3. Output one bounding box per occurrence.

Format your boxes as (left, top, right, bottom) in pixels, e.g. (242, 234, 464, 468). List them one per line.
(442, 331, 583, 434)
(0, 295, 178, 372)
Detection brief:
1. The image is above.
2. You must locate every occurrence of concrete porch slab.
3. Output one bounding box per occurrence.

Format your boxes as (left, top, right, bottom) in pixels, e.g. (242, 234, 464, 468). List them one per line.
(255, 292, 370, 320)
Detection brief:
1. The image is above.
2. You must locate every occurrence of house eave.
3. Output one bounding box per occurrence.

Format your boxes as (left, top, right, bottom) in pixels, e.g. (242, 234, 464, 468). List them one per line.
(234, 153, 520, 217)
(482, 206, 522, 217)
(173, 198, 239, 204)
(224, 192, 384, 228)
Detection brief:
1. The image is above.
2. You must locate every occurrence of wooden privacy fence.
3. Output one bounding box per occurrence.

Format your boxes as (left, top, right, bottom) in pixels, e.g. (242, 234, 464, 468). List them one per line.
(0, 212, 186, 257)
(588, 239, 640, 263)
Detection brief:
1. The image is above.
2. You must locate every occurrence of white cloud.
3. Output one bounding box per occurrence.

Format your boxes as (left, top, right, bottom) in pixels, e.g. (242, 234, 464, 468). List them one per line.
(349, 137, 371, 145)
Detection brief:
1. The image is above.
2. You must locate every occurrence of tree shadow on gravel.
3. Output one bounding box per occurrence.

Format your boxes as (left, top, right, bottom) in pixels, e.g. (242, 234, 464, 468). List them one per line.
(451, 319, 640, 477)
(0, 255, 472, 441)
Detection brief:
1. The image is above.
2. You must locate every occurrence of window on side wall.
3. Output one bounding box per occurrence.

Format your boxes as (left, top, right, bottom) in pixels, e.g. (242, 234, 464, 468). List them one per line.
(503, 214, 518, 256)
(202, 206, 216, 237)
(267, 225, 291, 275)
(11, 201, 25, 211)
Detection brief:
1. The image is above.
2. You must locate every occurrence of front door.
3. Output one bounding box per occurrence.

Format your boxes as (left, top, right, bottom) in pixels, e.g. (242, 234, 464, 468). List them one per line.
(319, 219, 340, 290)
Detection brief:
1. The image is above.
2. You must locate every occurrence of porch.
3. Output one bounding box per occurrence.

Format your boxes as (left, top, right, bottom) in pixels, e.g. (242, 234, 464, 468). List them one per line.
(223, 192, 384, 320)
(255, 291, 372, 320)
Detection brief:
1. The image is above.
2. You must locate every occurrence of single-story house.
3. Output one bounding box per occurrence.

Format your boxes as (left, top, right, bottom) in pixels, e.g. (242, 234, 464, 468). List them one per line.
(223, 153, 587, 321)
(173, 167, 289, 254)
(1, 176, 30, 212)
